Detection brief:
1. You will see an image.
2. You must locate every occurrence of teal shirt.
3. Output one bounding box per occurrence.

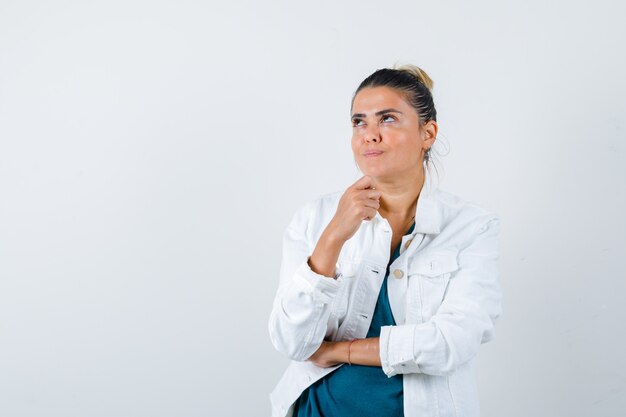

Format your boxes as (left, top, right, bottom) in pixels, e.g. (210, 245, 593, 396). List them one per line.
(293, 220, 415, 417)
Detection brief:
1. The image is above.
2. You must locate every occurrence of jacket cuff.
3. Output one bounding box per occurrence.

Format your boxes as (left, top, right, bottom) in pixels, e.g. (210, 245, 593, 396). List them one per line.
(293, 256, 341, 304)
(380, 325, 421, 376)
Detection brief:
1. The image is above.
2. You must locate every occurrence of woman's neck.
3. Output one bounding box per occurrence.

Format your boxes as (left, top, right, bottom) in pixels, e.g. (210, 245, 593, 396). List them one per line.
(376, 168, 425, 221)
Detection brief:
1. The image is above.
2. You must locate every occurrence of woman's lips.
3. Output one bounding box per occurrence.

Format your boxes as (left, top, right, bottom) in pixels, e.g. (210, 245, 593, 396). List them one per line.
(364, 151, 384, 157)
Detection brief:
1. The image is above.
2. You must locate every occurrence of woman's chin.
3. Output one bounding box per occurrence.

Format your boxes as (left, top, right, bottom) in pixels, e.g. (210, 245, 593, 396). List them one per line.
(361, 166, 389, 177)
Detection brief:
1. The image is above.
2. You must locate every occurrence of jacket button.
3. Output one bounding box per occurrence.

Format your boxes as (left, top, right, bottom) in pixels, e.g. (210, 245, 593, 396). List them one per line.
(393, 269, 404, 279)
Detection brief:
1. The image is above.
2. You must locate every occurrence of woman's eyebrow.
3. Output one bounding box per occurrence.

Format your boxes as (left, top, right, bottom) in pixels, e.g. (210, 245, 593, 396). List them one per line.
(351, 108, 403, 118)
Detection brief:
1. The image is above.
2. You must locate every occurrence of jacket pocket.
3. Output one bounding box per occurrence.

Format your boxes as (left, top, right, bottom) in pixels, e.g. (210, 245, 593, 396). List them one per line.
(408, 250, 459, 321)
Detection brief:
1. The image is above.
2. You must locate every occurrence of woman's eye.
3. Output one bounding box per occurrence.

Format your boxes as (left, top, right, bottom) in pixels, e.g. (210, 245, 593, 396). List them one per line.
(352, 119, 364, 127)
(381, 115, 395, 122)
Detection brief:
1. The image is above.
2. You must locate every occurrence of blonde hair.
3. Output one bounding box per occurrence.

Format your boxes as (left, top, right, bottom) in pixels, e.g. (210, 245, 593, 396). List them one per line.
(393, 63, 435, 92)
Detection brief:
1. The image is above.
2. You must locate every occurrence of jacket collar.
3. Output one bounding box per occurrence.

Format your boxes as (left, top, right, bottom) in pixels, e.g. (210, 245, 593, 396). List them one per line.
(373, 169, 442, 235)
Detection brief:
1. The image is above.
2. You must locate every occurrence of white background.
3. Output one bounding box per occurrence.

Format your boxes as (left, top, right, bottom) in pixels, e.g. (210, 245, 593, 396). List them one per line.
(1, 1, 624, 416)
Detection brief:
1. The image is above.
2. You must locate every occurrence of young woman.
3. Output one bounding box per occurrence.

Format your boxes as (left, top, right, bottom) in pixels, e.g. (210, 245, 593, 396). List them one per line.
(269, 64, 502, 417)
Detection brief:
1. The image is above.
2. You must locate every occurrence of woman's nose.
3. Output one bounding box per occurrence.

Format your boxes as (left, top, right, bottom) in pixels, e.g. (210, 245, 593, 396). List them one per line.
(364, 125, 381, 143)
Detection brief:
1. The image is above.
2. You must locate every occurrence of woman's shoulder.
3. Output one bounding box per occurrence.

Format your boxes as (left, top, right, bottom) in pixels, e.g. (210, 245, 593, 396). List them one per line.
(285, 190, 343, 235)
(432, 187, 500, 235)
(293, 189, 343, 216)
(435, 187, 498, 214)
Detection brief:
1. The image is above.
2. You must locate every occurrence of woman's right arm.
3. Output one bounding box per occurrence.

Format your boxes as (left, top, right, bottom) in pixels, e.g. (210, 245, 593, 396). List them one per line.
(268, 176, 381, 362)
(268, 201, 346, 362)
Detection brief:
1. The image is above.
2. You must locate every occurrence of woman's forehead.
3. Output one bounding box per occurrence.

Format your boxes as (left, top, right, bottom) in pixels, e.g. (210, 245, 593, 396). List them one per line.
(352, 87, 411, 115)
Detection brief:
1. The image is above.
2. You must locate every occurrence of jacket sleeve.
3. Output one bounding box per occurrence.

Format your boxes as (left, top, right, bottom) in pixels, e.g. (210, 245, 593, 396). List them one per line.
(379, 215, 502, 377)
(268, 200, 343, 361)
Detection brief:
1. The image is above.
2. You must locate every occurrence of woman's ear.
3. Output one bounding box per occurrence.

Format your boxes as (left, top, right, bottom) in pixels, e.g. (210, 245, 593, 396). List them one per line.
(421, 120, 438, 149)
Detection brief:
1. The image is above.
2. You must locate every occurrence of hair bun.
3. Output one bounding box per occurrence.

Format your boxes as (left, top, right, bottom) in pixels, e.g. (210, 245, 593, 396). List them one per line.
(393, 63, 434, 91)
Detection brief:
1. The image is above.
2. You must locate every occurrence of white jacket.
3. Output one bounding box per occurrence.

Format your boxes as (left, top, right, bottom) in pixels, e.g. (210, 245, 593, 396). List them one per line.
(268, 174, 502, 417)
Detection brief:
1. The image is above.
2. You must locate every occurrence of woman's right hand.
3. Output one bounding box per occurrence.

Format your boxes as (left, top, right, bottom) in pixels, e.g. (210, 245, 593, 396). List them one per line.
(307, 175, 381, 278)
(326, 175, 381, 243)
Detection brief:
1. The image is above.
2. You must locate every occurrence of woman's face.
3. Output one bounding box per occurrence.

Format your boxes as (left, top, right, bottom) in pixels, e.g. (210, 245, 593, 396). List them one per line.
(350, 86, 436, 180)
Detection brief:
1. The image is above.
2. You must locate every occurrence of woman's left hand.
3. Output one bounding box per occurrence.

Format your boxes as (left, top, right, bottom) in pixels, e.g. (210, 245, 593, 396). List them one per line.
(307, 341, 345, 368)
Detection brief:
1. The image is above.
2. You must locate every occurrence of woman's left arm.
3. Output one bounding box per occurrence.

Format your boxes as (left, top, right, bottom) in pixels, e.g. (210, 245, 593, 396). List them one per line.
(307, 338, 382, 368)
(379, 215, 502, 377)
(308, 214, 502, 375)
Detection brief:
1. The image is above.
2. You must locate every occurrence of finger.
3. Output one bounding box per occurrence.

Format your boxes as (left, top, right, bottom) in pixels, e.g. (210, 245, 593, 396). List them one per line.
(362, 207, 378, 220)
(353, 175, 376, 190)
(362, 198, 380, 210)
(363, 189, 382, 200)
